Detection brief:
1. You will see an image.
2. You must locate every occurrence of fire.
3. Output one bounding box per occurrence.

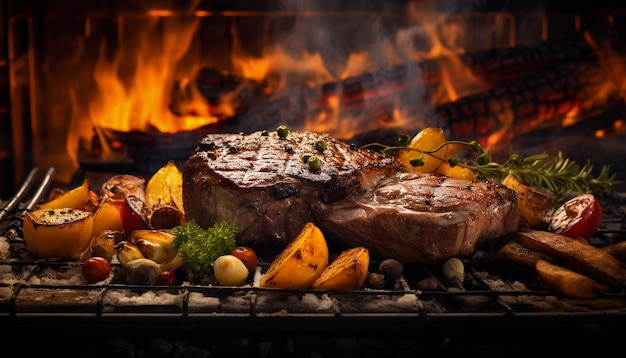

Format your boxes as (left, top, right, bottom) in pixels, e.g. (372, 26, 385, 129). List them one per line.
(38, 1, 626, 184)
(89, 17, 219, 134)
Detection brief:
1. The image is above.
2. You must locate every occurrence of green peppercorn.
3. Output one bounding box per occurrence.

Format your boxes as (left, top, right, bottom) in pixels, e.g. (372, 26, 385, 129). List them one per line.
(409, 158, 424, 167)
(302, 153, 312, 163)
(277, 125, 289, 139)
(307, 155, 321, 171)
(314, 140, 327, 152)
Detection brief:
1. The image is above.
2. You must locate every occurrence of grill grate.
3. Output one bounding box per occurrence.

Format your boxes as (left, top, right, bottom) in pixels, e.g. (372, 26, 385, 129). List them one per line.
(1, 167, 626, 333)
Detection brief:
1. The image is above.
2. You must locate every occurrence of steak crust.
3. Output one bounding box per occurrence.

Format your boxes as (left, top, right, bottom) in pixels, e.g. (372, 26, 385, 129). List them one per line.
(183, 130, 520, 264)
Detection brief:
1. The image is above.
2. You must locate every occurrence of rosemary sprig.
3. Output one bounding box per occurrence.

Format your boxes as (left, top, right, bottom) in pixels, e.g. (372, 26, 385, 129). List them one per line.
(360, 138, 617, 206)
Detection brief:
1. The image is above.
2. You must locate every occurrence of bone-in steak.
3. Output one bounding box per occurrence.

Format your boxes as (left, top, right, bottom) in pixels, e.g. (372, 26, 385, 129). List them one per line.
(182, 130, 520, 264)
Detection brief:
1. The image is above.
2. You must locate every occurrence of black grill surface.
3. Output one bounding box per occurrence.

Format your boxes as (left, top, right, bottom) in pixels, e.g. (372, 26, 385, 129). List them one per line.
(1, 167, 625, 357)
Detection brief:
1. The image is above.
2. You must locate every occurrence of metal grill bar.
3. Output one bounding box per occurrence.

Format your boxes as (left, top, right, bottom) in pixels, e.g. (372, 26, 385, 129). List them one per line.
(1, 167, 625, 336)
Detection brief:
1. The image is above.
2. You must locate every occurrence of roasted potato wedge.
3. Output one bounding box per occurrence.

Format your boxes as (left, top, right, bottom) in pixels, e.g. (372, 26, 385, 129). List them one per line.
(145, 161, 185, 214)
(488, 240, 549, 267)
(535, 259, 611, 299)
(260, 222, 329, 289)
(513, 230, 626, 289)
(601, 240, 626, 260)
(312, 246, 370, 290)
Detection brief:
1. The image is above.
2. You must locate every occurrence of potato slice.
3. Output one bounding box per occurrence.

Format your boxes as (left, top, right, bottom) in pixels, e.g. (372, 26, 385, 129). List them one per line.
(312, 246, 370, 290)
(260, 222, 329, 289)
(145, 162, 175, 208)
(535, 259, 611, 299)
(514, 230, 626, 288)
(145, 161, 185, 214)
(36, 178, 92, 211)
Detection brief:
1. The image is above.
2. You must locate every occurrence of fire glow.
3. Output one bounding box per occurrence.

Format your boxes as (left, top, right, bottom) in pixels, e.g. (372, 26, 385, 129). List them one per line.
(39, 1, 626, 183)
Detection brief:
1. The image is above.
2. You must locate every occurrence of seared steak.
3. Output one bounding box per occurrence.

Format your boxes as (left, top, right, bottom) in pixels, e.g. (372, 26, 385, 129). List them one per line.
(182, 130, 520, 264)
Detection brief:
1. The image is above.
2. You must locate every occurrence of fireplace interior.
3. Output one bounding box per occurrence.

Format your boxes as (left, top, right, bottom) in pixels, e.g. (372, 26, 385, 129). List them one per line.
(1, 0, 626, 195)
(1, 0, 626, 356)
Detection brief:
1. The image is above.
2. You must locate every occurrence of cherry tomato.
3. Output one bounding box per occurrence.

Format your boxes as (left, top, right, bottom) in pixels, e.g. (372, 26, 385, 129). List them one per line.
(548, 194, 603, 239)
(82, 256, 112, 283)
(230, 246, 258, 274)
(157, 270, 177, 286)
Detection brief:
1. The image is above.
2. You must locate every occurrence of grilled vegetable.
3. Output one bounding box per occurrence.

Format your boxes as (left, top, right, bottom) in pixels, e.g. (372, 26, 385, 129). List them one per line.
(535, 259, 610, 299)
(502, 174, 554, 227)
(488, 240, 549, 267)
(213, 254, 249, 286)
(36, 178, 92, 211)
(231, 246, 258, 274)
(260, 222, 329, 289)
(80, 229, 124, 262)
(549, 193, 603, 240)
(435, 161, 477, 180)
(157, 270, 177, 286)
(120, 194, 152, 234)
(397, 127, 448, 173)
(513, 230, 626, 289)
(129, 230, 178, 264)
(312, 246, 370, 290)
(91, 199, 125, 235)
(125, 258, 161, 285)
(150, 204, 185, 229)
(145, 161, 185, 215)
(442, 257, 465, 288)
(23, 208, 94, 259)
(82, 256, 112, 283)
(116, 241, 144, 267)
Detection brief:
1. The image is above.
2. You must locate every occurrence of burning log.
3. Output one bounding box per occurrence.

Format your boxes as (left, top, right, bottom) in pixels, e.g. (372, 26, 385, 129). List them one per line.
(431, 56, 626, 144)
(319, 37, 600, 109)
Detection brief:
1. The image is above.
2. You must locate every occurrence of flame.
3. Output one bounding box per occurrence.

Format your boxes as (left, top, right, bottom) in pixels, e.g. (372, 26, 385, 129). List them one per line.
(39, 1, 626, 185)
(90, 17, 218, 135)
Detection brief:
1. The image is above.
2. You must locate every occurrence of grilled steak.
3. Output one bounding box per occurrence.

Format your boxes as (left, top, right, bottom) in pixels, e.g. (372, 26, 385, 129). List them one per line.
(182, 130, 520, 264)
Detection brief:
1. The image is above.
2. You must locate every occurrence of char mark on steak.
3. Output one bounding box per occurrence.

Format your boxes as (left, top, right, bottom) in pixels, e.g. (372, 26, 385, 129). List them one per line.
(183, 130, 519, 264)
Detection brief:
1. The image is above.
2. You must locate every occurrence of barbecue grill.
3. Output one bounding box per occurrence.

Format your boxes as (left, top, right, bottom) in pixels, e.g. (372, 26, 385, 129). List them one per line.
(1, 167, 625, 356)
(2, 1, 626, 356)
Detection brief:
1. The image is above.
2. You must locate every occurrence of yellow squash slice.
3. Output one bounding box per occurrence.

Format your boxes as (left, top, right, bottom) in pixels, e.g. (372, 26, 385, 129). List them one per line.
(23, 208, 94, 259)
(36, 178, 92, 211)
(260, 222, 329, 289)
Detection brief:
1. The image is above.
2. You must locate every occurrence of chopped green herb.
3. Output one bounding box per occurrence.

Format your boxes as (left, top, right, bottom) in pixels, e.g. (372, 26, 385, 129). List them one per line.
(171, 220, 237, 276)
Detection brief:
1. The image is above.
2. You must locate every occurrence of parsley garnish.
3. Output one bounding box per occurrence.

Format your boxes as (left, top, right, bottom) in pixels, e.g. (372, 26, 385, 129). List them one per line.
(171, 220, 237, 276)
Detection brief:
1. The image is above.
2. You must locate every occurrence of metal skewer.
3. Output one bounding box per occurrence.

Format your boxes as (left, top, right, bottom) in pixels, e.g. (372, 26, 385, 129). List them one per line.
(24, 167, 56, 211)
(0, 167, 39, 220)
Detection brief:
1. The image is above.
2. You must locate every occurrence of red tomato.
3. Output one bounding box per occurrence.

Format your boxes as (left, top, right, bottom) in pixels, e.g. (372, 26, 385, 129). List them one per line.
(120, 195, 152, 234)
(82, 257, 112, 283)
(548, 194, 603, 239)
(230, 246, 258, 274)
(157, 270, 177, 286)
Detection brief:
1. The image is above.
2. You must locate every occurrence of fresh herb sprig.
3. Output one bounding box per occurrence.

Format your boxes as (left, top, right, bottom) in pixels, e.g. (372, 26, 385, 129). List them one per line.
(171, 220, 238, 276)
(361, 137, 617, 206)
